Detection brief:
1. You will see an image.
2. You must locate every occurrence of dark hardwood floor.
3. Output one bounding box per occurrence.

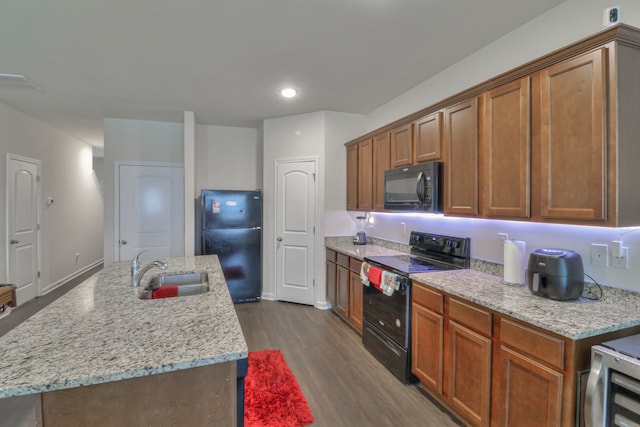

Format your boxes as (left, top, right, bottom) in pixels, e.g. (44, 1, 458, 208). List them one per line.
(235, 300, 462, 427)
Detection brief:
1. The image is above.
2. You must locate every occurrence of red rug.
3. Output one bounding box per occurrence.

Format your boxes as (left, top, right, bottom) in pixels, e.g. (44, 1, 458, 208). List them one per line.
(244, 349, 314, 427)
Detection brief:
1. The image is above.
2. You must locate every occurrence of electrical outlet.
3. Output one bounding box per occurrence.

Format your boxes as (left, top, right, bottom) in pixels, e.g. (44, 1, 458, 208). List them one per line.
(612, 247, 629, 269)
(400, 222, 407, 235)
(591, 243, 609, 267)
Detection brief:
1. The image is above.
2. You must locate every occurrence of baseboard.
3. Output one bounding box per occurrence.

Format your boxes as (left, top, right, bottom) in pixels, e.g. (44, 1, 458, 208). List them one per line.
(315, 300, 332, 310)
(260, 292, 276, 301)
(40, 259, 104, 296)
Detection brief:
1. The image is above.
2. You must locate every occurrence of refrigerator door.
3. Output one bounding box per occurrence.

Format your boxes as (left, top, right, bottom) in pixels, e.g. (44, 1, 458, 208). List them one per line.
(201, 190, 261, 229)
(203, 228, 261, 303)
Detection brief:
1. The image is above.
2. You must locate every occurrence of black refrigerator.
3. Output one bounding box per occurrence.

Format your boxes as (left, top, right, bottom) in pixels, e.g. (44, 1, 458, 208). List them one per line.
(196, 189, 262, 303)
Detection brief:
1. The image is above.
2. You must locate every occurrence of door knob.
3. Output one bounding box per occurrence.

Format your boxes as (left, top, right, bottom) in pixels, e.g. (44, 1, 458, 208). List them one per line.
(10, 239, 19, 244)
(120, 240, 128, 245)
(277, 236, 283, 242)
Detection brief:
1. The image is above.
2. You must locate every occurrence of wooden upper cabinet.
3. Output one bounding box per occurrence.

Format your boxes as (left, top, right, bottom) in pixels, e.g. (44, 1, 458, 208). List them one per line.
(480, 77, 531, 219)
(373, 132, 391, 211)
(415, 111, 443, 163)
(346, 144, 358, 210)
(445, 98, 479, 216)
(390, 123, 414, 167)
(357, 139, 374, 210)
(538, 47, 607, 222)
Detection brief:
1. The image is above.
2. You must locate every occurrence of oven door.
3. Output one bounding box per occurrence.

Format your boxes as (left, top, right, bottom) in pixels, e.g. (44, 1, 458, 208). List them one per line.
(363, 275, 410, 348)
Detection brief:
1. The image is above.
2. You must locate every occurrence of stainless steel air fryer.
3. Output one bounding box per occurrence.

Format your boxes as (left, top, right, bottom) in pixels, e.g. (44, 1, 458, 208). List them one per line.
(526, 248, 584, 301)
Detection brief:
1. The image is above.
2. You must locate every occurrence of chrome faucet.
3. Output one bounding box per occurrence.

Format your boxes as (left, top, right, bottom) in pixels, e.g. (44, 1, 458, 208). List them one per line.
(131, 250, 149, 280)
(132, 260, 168, 287)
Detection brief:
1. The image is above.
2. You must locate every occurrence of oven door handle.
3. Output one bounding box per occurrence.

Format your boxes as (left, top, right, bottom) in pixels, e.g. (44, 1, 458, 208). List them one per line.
(584, 349, 605, 427)
(367, 324, 401, 357)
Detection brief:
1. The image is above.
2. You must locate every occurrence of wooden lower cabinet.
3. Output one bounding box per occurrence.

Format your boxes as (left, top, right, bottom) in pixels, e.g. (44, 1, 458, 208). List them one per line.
(326, 249, 337, 309)
(448, 321, 492, 427)
(411, 280, 640, 427)
(412, 283, 491, 426)
(335, 264, 349, 319)
(412, 303, 444, 395)
(349, 270, 363, 331)
(496, 346, 563, 427)
(327, 249, 363, 333)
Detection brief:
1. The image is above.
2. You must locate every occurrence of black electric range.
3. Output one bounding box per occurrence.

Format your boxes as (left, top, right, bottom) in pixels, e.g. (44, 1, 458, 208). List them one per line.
(362, 231, 470, 384)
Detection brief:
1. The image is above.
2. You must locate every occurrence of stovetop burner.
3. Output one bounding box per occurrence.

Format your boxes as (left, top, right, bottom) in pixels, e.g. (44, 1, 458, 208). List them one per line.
(365, 254, 452, 274)
(365, 231, 471, 275)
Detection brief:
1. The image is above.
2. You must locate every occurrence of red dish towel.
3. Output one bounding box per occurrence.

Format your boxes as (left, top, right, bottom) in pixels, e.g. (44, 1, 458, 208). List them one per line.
(152, 286, 178, 299)
(368, 266, 383, 292)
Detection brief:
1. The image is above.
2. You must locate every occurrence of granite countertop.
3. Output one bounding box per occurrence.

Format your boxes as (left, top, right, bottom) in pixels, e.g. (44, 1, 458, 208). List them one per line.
(0, 255, 248, 399)
(325, 237, 407, 260)
(413, 269, 640, 340)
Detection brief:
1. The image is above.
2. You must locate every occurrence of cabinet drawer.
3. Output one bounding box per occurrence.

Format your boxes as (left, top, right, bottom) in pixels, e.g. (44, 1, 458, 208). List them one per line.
(500, 318, 565, 370)
(326, 248, 336, 262)
(337, 253, 349, 268)
(412, 282, 444, 314)
(350, 258, 362, 273)
(449, 298, 492, 337)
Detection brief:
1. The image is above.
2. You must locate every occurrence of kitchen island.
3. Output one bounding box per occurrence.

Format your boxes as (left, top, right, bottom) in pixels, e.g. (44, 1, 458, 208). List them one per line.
(0, 255, 248, 427)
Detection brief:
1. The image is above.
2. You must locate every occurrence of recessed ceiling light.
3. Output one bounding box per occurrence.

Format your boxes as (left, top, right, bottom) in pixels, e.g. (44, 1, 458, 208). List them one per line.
(280, 87, 297, 98)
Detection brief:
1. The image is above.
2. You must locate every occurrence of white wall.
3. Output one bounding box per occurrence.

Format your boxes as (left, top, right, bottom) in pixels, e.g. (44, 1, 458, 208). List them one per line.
(262, 111, 365, 305)
(324, 111, 367, 236)
(103, 118, 184, 265)
(356, 0, 640, 292)
(367, 0, 640, 131)
(0, 102, 103, 297)
(194, 124, 261, 195)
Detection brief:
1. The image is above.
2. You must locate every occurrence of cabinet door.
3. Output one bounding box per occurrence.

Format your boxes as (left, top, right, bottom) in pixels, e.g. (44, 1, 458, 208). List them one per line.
(448, 322, 492, 427)
(481, 78, 531, 218)
(358, 139, 374, 210)
(373, 132, 391, 211)
(411, 303, 444, 395)
(496, 346, 563, 427)
(326, 260, 336, 309)
(391, 123, 414, 167)
(346, 144, 358, 210)
(335, 265, 349, 319)
(415, 111, 443, 163)
(348, 270, 363, 332)
(539, 48, 607, 222)
(445, 98, 479, 216)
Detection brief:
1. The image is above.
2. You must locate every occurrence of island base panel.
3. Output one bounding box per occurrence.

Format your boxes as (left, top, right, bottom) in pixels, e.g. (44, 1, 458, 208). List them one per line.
(41, 362, 237, 427)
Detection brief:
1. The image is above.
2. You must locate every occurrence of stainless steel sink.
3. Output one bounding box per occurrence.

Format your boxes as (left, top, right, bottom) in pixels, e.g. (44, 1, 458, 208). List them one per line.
(138, 272, 210, 299)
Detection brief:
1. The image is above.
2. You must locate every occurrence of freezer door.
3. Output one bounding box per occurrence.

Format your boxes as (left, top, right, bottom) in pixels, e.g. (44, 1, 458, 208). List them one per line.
(201, 190, 262, 229)
(202, 228, 261, 303)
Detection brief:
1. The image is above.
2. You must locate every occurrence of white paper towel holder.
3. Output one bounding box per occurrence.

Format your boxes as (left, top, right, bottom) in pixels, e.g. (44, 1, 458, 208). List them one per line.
(500, 233, 527, 286)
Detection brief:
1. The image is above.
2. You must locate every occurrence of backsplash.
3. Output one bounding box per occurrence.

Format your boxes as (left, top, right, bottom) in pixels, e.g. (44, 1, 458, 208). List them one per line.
(326, 235, 639, 304)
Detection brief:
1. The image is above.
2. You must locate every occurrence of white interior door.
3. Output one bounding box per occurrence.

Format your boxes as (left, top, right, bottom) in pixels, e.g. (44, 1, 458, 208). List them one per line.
(7, 155, 40, 305)
(117, 163, 184, 262)
(275, 160, 316, 305)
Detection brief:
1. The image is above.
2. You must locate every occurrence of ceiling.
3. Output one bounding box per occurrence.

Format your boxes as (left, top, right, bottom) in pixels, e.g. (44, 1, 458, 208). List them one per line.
(0, 0, 565, 148)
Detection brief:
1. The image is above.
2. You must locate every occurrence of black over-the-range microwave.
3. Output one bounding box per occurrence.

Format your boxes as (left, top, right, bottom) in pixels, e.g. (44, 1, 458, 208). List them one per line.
(384, 162, 442, 212)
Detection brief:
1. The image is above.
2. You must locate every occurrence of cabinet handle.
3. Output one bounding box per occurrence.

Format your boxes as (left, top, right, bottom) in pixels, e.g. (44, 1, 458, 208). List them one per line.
(277, 236, 283, 242)
(10, 239, 19, 244)
(120, 240, 128, 245)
